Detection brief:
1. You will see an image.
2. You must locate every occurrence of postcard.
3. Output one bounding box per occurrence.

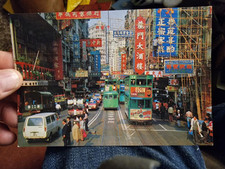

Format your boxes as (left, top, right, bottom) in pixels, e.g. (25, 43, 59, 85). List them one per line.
(10, 7, 213, 147)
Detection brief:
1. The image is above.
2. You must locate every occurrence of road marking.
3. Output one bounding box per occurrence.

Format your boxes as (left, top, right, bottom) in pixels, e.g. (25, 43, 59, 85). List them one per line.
(130, 131, 135, 136)
(88, 106, 103, 127)
(123, 128, 188, 132)
(159, 124, 167, 131)
(108, 117, 115, 121)
(108, 121, 114, 124)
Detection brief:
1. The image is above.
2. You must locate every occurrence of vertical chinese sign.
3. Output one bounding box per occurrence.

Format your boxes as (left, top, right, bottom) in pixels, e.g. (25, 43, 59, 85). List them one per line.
(135, 16, 146, 75)
(82, 41, 87, 61)
(154, 8, 178, 57)
(121, 53, 127, 72)
(53, 40, 64, 80)
(73, 34, 80, 68)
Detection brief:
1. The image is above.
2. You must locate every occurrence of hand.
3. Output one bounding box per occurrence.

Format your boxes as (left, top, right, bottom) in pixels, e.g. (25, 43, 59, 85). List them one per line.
(0, 51, 23, 145)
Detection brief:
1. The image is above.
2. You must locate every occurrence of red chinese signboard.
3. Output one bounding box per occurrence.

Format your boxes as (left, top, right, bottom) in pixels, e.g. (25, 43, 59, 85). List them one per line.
(145, 71, 163, 77)
(121, 53, 127, 72)
(80, 39, 102, 47)
(60, 20, 71, 30)
(169, 79, 179, 85)
(130, 87, 152, 98)
(135, 16, 146, 75)
(53, 40, 63, 80)
(56, 11, 101, 20)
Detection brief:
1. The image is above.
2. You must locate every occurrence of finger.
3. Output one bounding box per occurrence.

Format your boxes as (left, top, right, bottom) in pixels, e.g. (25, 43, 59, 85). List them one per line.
(0, 51, 14, 69)
(0, 123, 16, 145)
(0, 69, 23, 100)
(0, 102, 17, 128)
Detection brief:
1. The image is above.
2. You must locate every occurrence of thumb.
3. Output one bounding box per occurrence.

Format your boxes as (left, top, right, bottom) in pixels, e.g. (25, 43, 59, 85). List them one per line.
(0, 69, 23, 100)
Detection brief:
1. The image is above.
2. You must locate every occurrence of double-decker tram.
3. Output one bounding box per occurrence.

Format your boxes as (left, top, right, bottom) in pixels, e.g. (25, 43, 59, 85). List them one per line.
(103, 91, 119, 110)
(118, 79, 125, 103)
(124, 75, 153, 123)
(104, 79, 117, 91)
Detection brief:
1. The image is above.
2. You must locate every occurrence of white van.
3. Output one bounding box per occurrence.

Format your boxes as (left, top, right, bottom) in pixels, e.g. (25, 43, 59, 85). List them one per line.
(23, 112, 60, 142)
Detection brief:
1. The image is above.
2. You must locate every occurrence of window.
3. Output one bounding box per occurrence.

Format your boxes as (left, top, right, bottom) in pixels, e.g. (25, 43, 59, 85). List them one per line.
(137, 79, 146, 86)
(138, 100, 144, 108)
(114, 95, 117, 99)
(46, 116, 51, 124)
(131, 79, 136, 86)
(109, 95, 113, 99)
(130, 99, 137, 108)
(147, 79, 152, 86)
(28, 118, 43, 126)
(51, 115, 56, 122)
(145, 100, 151, 108)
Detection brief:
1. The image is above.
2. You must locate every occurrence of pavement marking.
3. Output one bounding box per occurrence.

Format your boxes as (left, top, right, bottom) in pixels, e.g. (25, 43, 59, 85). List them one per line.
(108, 117, 115, 121)
(159, 124, 167, 131)
(108, 121, 114, 124)
(88, 106, 103, 127)
(123, 128, 188, 132)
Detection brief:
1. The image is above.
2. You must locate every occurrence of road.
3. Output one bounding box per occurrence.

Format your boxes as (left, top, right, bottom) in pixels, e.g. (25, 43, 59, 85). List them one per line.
(18, 104, 194, 147)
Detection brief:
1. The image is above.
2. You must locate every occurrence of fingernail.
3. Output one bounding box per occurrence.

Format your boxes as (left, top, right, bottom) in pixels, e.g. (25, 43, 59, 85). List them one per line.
(0, 70, 20, 92)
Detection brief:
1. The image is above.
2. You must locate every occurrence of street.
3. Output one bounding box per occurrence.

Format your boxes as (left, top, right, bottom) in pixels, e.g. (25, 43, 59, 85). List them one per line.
(18, 104, 193, 147)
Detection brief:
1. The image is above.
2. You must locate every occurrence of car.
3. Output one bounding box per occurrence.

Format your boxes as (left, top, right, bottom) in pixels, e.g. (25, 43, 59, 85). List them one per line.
(88, 100, 98, 110)
(23, 112, 60, 142)
(68, 105, 84, 118)
(92, 93, 102, 104)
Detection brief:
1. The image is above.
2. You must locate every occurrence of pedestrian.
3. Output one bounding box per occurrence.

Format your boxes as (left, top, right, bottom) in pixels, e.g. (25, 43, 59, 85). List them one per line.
(201, 119, 209, 143)
(190, 116, 201, 144)
(208, 120, 213, 143)
(155, 101, 160, 117)
(168, 106, 174, 122)
(185, 110, 193, 129)
(79, 117, 87, 140)
(160, 103, 166, 121)
(62, 119, 69, 146)
(83, 111, 89, 131)
(72, 121, 83, 144)
(55, 102, 61, 117)
(176, 109, 181, 127)
(66, 117, 72, 145)
(153, 37, 158, 57)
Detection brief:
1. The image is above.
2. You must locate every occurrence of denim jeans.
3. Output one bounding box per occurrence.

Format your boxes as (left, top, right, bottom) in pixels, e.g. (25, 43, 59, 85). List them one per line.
(43, 146, 206, 169)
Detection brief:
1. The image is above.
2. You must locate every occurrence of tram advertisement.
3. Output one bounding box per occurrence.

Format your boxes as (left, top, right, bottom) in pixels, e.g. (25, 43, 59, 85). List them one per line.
(130, 109, 152, 120)
(130, 87, 152, 98)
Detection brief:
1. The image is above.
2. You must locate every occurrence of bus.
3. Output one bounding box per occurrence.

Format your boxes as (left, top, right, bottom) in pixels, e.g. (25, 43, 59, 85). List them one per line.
(103, 91, 119, 109)
(118, 79, 125, 103)
(104, 79, 117, 92)
(54, 94, 67, 109)
(124, 75, 153, 123)
(18, 91, 55, 119)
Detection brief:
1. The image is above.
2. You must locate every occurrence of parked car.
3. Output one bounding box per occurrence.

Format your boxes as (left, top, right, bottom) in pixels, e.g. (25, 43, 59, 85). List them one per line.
(23, 112, 60, 142)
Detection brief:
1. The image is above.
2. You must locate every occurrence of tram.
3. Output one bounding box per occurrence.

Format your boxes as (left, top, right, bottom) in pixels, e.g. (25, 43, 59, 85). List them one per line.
(103, 91, 119, 109)
(104, 79, 117, 91)
(18, 91, 55, 119)
(124, 75, 153, 123)
(118, 79, 125, 103)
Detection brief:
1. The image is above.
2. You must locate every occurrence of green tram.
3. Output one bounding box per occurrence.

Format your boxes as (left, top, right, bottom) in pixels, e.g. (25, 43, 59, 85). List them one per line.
(104, 79, 117, 91)
(124, 75, 153, 123)
(103, 91, 119, 109)
(118, 79, 125, 103)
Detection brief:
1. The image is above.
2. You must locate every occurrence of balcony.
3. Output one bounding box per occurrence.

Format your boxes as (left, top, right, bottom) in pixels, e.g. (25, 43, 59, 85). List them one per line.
(16, 62, 55, 80)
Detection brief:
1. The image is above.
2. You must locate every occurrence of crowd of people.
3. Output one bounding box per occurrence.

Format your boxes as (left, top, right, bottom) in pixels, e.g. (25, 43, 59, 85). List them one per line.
(153, 99, 213, 145)
(62, 102, 89, 146)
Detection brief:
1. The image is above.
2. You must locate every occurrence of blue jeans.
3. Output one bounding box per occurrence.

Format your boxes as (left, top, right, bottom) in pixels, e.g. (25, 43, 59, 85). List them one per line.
(43, 146, 206, 169)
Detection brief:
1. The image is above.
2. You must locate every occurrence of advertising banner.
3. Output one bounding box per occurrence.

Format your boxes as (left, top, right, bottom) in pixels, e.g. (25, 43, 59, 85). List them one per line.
(53, 40, 63, 80)
(154, 8, 178, 57)
(121, 53, 127, 72)
(60, 20, 71, 30)
(135, 16, 146, 75)
(75, 70, 88, 77)
(82, 41, 87, 61)
(90, 50, 101, 72)
(113, 30, 134, 38)
(80, 39, 102, 47)
(130, 87, 152, 98)
(130, 109, 152, 120)
(56, 11, 101, 20)
(169, 79, 179, 85)
(164, 59, 194, 74)
(167, 85, 178, 92)
(145, 70, 163, 77)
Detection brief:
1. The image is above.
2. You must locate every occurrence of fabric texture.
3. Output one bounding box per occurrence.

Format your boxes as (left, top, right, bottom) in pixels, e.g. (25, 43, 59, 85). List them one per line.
(43, 146, 206, 169)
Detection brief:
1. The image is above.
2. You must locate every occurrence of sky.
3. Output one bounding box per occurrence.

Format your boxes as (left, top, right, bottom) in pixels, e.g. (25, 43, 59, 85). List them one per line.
(88, 10, 128, 30)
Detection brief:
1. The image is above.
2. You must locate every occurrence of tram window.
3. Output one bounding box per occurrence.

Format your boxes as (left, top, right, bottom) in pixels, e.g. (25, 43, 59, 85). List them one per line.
(131, 79, 135, 86)
(145, 100, 151, 108)
(138, 100, 144, 108)
(147, 79, 152, 86)
(46, 116, 51, 124)
(104, 95, 108, 99)
(114, 95, 117, 99)
(137, 79, 146, 86)
(109, 95, 113, 99)
(130, 99, 137, 108)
